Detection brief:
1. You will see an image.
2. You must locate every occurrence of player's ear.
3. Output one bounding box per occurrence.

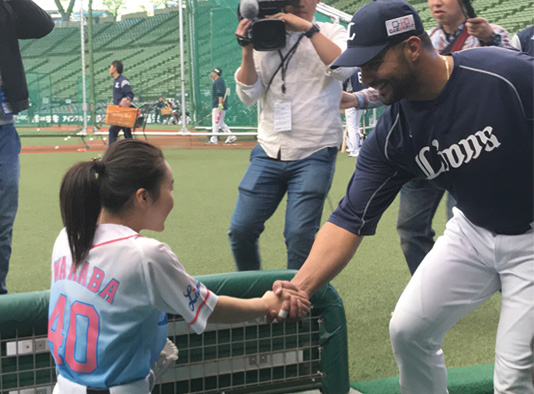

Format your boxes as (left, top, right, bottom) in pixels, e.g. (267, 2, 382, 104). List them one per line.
(404, 36, 422, 62)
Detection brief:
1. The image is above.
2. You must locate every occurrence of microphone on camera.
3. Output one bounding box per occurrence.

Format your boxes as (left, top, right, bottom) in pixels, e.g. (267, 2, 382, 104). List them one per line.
(239, 0, 259, 20)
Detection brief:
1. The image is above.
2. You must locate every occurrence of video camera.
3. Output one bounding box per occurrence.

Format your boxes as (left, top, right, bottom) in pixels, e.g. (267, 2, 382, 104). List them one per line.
(237, 0, 300, 51)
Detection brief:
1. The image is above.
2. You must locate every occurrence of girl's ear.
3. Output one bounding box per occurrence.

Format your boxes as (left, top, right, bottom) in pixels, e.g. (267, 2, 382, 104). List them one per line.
(134, 188, 149, 208)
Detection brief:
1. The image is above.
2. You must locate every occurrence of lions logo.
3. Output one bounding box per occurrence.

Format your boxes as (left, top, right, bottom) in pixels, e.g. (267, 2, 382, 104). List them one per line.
(183, 281, 202, 311)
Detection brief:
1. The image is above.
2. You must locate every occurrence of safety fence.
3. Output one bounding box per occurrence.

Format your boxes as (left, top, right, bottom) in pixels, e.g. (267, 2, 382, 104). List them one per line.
(0, 270, 349, 394)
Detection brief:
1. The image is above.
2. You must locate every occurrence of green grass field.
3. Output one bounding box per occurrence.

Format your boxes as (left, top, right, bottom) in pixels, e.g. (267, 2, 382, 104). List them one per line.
(8, 143, 500, 384)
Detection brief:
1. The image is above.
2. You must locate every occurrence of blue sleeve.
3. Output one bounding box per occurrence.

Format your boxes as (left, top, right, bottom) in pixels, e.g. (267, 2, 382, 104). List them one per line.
(513, 52, 534, 126)
(328, 108, 413, 236)
(122, 79, 134, 101)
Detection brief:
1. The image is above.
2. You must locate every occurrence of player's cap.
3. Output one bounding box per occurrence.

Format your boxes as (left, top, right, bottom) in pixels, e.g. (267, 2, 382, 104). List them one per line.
(331, 0, 424, 68)
(211, 67, 222, 76)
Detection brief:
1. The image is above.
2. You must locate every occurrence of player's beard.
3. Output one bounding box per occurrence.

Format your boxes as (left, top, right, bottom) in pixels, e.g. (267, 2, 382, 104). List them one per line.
(376, 55, 417, 105)
(378, 75, 416, 105)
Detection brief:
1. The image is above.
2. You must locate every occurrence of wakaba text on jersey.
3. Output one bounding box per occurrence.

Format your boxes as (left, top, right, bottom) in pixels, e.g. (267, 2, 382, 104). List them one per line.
(415, 125, 501, 180)
(52, 256, 119, 304)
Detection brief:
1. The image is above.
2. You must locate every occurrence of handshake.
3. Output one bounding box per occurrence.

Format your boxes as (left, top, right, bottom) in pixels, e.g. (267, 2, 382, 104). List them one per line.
(263, 280, 310, 322)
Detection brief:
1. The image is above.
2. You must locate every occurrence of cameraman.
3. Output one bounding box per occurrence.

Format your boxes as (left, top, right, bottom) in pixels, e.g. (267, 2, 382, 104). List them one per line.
(230, 0, 354, 271)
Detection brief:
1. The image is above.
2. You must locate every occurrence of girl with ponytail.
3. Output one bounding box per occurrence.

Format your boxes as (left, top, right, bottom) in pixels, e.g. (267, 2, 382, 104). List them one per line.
(49, 140, 309, 394)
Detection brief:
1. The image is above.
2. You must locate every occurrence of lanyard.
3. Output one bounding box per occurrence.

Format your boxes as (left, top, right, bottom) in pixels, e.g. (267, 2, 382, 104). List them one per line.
(265, 34, 305, 95)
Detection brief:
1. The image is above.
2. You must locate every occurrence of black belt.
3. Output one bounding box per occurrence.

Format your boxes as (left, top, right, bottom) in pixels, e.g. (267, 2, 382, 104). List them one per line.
(87, 389, 110, 394)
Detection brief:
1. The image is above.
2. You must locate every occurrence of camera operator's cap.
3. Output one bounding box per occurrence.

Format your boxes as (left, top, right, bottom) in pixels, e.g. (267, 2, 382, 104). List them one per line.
(211, 67, 222, 76)
(331, 0, 424, 68)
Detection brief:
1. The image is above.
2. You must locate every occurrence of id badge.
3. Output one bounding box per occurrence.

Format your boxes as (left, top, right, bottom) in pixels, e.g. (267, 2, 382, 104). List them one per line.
(274, 100, 292, 132)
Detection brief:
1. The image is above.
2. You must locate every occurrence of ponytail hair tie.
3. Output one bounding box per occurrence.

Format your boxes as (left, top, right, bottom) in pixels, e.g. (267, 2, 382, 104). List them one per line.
(91, 158, 105, 176)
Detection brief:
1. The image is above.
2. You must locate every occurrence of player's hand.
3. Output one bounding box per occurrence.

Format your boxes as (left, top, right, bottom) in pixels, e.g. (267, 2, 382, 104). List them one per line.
(218, 103, 224, 111)
(265, 280, 310, 323)
(465, 17, 494, 43)
(119, 97, 132, 108)
(268, 13, 312, 33)
(340, 91, 360, 109)
(263, 286, 311, 323)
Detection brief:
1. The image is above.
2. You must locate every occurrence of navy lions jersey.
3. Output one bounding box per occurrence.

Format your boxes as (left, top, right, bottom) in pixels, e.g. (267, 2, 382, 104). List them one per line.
(329, 47, 533, 236)
(343, 68, 366, 93)
(212, 77, 228, 110)
(112, 75, 134, 105)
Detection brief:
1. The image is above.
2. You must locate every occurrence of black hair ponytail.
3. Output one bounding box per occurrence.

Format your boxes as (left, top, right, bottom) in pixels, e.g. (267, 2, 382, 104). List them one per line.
(60, 160, 102, 268)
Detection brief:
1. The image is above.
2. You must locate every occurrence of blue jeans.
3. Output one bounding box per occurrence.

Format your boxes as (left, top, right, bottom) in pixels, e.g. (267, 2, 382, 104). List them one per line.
(396, 178, 456, 275)
(229, 145, 337, 271)
(0, 124, 20, 294)
(108, 125, 132, 144)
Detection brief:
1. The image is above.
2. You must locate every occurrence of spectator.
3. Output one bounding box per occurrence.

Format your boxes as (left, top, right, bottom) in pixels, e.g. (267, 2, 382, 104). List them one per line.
(274, 2, 533, 392)
(0, 0, 54, 295)
(108, 60, 134, 144)
(230, 0, 353, 270)
(346, 0, 514, 275)
(208, 67, 236, 145)
(510, 25, 534, 56)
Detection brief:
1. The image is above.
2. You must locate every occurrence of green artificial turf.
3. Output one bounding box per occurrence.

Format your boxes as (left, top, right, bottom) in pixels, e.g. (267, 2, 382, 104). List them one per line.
(352, 363, 495, 394)
(8, 147, 500, 384)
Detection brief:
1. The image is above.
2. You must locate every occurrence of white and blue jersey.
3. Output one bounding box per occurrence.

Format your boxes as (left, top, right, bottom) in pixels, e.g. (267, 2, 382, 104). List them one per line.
(329, 47, 533, 236)
(48, 224, 218, 389)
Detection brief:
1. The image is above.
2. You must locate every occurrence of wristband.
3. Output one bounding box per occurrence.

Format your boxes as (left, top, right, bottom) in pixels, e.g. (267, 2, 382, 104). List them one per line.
(278, 309, 288, 319)
(304, 23, 320, 38)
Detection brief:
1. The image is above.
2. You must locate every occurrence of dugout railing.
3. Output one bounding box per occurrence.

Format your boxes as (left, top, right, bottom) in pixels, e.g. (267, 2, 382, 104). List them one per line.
(0, 270, 349, 394)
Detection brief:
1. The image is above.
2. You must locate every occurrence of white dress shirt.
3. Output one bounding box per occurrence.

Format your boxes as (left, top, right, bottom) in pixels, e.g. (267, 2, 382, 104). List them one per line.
(235, 21, 355, 160)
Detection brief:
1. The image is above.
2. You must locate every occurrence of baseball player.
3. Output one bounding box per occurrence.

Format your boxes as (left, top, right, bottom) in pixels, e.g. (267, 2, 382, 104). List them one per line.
(343, 69, 367, 157)
(347, 0, 514, 276)
(208, 67, 236, 145)
(272, 1, 534, 393)
(48, 140, 309, 394)
(511, 25, 534, 56)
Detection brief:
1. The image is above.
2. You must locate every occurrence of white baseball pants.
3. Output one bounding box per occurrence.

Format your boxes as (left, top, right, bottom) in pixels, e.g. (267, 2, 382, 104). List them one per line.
(54, 372, 153, 394)
(210, 108, 232, 143)
(345, 107, 364, 154)
(390, 207, 534, 394)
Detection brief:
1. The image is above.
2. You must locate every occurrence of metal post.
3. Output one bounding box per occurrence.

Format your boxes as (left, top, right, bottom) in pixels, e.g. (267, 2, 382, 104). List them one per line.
(79, 0, 88, 135)
(88, 0, 96, 131)
(179, 0, 188, 133)
(187, 0, 197, 124)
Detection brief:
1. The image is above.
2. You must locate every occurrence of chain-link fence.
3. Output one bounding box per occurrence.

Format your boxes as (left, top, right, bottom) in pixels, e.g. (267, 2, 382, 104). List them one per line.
(18, 3, 351, 132)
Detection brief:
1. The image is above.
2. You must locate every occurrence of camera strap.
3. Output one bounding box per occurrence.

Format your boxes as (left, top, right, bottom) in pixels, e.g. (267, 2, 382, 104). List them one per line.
(265, 34, 305, 95)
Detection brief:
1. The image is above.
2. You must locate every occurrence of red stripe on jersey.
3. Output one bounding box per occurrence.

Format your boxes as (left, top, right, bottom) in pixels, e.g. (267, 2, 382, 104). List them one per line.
(188, 289, 211, 326)
(91, 234, 141, 249)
